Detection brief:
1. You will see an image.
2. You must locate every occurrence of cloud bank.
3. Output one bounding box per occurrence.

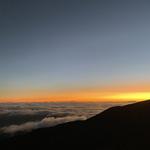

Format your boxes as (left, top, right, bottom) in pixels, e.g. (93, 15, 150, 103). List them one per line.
(0, 102, 128, 135)
(1, 115, 86, 134)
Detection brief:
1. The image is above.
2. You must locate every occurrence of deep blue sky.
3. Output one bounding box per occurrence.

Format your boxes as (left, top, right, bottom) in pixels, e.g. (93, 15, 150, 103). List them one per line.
(1, 0, 150, 94)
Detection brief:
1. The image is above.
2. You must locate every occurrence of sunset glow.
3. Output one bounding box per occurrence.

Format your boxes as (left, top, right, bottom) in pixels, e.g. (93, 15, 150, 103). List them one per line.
(1, 83, 150, 102)
(103, 92, 150, 101)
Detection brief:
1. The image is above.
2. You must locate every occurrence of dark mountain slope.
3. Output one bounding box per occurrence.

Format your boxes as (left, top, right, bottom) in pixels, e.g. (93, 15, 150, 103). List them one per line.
(1, 100, 150, 150)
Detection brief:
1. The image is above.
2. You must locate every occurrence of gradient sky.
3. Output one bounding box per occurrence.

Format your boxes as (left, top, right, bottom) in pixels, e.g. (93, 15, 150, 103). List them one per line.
(1, 0, 150, 102)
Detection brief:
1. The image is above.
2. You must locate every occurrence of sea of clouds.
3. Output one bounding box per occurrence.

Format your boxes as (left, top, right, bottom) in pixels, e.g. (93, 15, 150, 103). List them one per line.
(0, 102, 129, 135)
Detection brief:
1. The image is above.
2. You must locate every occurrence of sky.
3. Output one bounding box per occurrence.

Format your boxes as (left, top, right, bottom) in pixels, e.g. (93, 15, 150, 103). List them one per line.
(1, 0, 150, 102)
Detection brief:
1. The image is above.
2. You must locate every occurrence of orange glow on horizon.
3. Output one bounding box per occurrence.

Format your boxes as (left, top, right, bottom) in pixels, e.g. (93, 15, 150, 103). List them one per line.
(1, 82, 150, 102)
(102, 92, 150, 101)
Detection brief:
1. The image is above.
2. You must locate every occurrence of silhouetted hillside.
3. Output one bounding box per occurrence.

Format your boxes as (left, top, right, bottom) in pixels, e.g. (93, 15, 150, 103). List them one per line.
(1, 100, 150, 150)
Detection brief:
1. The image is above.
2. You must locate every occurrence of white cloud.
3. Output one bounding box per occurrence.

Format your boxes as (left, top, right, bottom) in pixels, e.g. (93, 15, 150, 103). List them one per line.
(1, 115, 86, 134)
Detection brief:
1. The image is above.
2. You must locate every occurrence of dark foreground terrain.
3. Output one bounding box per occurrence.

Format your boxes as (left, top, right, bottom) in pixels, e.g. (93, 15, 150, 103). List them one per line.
(1, 100, 150, 150)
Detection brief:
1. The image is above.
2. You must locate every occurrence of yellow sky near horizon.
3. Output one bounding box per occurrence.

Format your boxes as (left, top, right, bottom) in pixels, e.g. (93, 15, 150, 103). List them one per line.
(1, 82, 150, 102)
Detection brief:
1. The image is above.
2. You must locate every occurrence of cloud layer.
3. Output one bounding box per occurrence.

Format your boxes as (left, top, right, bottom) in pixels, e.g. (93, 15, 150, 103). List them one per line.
(1, 115, 86, 134)
(0, 102, 128, 135)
